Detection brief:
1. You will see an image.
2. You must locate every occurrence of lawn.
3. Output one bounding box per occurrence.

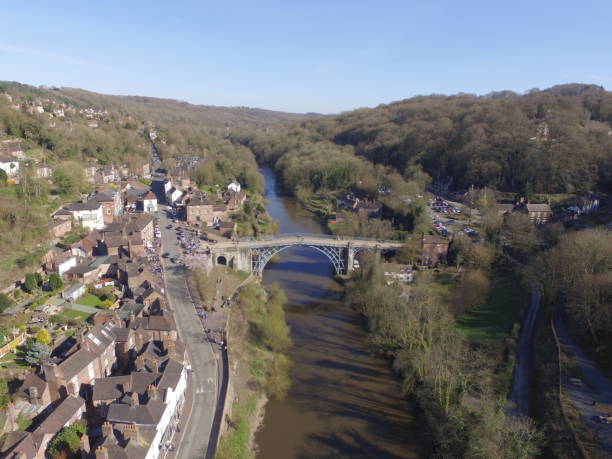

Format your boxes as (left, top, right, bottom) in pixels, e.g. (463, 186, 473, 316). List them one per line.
(78, 294, 102, 307)
(457, 268, 525, 340)
(58, 309, 92, 322)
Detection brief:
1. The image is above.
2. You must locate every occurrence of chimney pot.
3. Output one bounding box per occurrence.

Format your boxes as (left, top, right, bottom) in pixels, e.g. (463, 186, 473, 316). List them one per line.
(102, 421, 113, 437)
(147, 384, 157, 401)
(28, 386, 38, 404)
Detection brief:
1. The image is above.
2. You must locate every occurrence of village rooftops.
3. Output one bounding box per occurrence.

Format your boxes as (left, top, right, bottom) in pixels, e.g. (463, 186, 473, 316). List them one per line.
(93, 372, 159, 403)
(106, 399, 166, 426)
(63, 282, 86, 299)
(90, 192, 115, 203)
(525, 203, 552, 213)
(125, 214, 154, 232)
(16, 373, 47, 400)
(34, 395, 85, 434)
(66, 200, 102, 212)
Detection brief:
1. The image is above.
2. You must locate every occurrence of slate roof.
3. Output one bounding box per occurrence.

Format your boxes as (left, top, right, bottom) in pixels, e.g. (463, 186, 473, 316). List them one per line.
(93, 372, 159, 402)
(63, 282, 85, 298)
(66, 200, 102, 212)
(34, 395, 84, 434)
(90, 192, 115, 203)
(65, 263, 97, 275)
(17, 373, 47, 400)
(525, 203, 552, 213)
(0, 431, 37, 458)
(158, 358, 184, 391)
(106, 399, 165, 426)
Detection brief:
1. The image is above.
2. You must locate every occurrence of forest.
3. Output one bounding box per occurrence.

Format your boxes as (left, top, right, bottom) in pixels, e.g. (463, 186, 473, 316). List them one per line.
(236, 84, 612, 198)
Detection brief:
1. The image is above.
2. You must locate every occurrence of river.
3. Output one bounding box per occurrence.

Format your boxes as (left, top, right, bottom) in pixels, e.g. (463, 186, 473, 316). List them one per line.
(254, 167, 427, 459)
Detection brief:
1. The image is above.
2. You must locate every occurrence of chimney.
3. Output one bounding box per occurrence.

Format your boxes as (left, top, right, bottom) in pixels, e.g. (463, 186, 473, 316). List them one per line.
(122, 423, 139, 443)
(136, 355, 145, 371)
(164, 340, 175, 359)
(80, 431, 90, 455)
(147, 384, 157, 401)
(95, 446, 109, 459)
(67, 381, 78, 396)
(28, 386, 39, 404)
(151, 359, 159, 373)
(102, 421, 113, 437)
(129, 312, 135, 325)
(130, 391, 139, 406)
(43, 362, 59, 381)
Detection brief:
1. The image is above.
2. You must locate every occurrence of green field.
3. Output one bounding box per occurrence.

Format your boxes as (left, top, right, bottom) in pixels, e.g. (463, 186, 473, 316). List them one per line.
(58, 309, 92, 322)
(457, 269, 525, 340)
(78, 294, 102, 307)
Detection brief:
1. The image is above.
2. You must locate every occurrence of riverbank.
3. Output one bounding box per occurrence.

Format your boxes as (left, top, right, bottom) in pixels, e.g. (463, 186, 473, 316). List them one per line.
(215, 281, 292, 459)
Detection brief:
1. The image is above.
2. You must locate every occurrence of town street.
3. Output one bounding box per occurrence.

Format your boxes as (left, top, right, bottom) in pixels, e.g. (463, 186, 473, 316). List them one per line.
(159, 205, 219, 458)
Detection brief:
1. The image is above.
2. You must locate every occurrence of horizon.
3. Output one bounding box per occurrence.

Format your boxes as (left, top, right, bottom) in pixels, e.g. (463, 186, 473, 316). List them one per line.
(1, 1, 611, 113)
(2, 79, 607, 116)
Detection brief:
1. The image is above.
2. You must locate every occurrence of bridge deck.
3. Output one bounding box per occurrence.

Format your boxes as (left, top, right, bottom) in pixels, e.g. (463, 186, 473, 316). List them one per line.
(209, 234, 403, 250)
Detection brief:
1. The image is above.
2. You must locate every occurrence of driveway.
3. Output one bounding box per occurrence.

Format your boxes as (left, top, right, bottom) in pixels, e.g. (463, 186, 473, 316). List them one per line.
(159, 205, 219, 458)
(554, 305, 612, 453)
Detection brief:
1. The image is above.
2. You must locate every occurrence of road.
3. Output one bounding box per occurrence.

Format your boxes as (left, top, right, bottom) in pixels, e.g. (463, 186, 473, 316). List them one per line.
(159, 205, 219, 458)
(507, 281, 541, 417)
(554, 304, 612, 453)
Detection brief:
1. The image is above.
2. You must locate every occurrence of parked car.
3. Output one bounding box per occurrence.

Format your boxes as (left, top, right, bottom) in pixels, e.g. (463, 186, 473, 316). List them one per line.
(166, 224, 173, 229)
(162, 253, 170, 258)
(597, 415, 612, 424)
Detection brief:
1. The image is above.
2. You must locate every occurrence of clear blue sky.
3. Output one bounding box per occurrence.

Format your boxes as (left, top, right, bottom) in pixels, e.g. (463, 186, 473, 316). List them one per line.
(1, 1, 611, 113)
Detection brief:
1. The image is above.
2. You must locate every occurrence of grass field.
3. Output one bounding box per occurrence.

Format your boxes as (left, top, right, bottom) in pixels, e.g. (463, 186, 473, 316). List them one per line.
(58, 309, 92, 322)
(78, 294, 101, 307)
(457, 268, 525, 340)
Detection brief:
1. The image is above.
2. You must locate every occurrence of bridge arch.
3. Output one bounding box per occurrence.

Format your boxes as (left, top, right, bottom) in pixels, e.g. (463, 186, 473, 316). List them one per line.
(217, 255, 227, 266)
(250, 244, 347, 276)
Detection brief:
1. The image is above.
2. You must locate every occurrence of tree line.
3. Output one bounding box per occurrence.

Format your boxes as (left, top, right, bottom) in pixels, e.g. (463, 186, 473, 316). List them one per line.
(236, 84, 612, 198)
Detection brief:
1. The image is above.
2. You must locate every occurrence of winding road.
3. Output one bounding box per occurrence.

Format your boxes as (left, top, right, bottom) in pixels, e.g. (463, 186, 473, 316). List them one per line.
(554, 305, 612, 453)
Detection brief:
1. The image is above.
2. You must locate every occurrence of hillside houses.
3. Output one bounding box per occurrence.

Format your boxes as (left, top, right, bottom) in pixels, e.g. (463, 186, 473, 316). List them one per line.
(0, 155, 20, 177)
(0, 211, 190, 458)
(496, 200, 553, 225)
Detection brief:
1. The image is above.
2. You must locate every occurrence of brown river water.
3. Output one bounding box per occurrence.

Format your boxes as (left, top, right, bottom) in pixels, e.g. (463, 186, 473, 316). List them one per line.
(254, 167, 428, 459)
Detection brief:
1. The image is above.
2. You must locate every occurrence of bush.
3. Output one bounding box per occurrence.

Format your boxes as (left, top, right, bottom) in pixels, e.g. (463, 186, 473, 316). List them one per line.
(23, 273, 37, 293)
(266, 353, 292, 400)
(48, 422, 87, 456)
(0, 293, 12, 312)
(25, 341, 51, 365)
(36, 328, 52, 345)
(48, 273, 63, 291)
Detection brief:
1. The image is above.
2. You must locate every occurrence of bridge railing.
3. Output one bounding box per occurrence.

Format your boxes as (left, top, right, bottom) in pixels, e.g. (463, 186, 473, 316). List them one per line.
(236, 233, 402, 244)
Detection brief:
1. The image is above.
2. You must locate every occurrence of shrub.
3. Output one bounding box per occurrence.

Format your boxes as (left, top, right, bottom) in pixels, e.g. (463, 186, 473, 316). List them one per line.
(25, 342, 51, 365)
(48, 273, 63, 291)
(0, 293, 12, 312)
(23, 273, 37, 293)
(48, 422, 87, 456)
(36, 328, 52, 345)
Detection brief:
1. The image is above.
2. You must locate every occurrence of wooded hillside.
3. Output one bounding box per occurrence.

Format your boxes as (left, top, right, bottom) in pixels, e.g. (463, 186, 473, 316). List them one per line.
(240, 84, 612, 196)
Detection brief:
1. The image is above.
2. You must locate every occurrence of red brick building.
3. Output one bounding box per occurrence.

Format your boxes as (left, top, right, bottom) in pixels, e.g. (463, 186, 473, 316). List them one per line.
(421, 234, 449, 266)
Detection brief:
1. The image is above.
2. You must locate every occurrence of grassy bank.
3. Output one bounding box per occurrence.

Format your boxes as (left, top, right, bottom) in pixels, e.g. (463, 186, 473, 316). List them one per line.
(457, 268, 524, 340)
(215, 282, 292, 459)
